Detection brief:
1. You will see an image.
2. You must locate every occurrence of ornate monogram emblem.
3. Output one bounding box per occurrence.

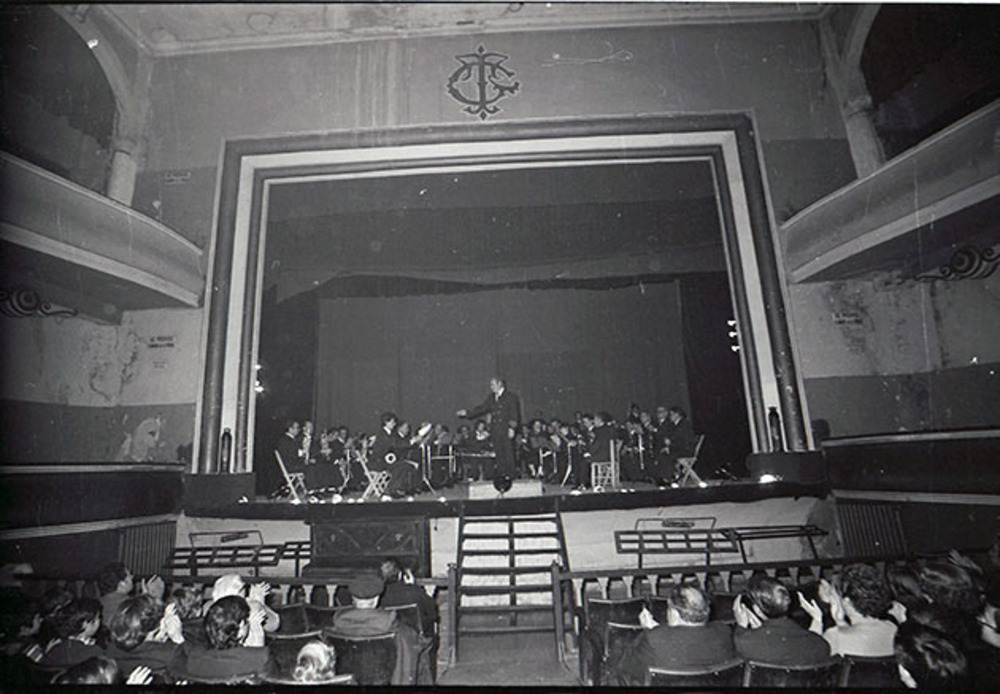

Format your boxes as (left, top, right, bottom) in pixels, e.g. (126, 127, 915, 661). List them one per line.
(447, 45, 520, 120)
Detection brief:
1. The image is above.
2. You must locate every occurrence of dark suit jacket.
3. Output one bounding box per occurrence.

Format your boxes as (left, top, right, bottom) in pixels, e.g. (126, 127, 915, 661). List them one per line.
(369, 428, 401, 472)
(734, 617, 832, 666)
(466, 389, 521, 439)
(382, 581, 437, 636)
(663, 417, 697, 458)
(611, 622, 736, 685)
(587, 424, 618, 461)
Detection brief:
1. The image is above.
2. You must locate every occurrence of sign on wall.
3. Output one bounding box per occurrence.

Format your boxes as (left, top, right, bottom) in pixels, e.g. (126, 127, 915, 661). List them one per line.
(447, 45, 520, 120)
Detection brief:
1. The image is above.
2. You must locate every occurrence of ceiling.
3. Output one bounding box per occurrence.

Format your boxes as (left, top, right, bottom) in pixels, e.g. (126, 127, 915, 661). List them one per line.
(100, 2, 829, 57)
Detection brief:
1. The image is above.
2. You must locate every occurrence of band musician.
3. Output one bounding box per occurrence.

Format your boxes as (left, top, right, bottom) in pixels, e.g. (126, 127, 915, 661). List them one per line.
(369, 412, 420, 498)
(456, 377, 521, 480)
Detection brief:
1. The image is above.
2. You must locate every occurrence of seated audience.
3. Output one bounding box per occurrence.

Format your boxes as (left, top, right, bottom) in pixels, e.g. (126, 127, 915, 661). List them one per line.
(734, 575, 832, 665)
(804, 564, 898, 657)
(919, 562, 985, 616)
(607, 582, 736, 686)
(907, 602, 1000, 681)
(40, 598, 103, 668)
(170, 595, 270, 683)
(169, 586, 207, 648)
(379, 558, 437, 636)
(96, 562, 164, 628)
(894, 621, 970, 689)
(292, 640, 337, 683)
(888, 564, 928, 624)
(0, 588, 42, 658)
(106, 594, 184, 673)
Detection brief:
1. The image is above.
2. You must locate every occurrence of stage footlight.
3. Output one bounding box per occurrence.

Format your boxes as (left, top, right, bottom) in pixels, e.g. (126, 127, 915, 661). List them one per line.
(380, 494, 392, 502)
(758, 473, 782, 484)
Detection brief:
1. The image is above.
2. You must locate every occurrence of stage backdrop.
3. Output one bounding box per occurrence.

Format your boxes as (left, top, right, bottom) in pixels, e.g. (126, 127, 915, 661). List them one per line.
(314, 281, 689, 434)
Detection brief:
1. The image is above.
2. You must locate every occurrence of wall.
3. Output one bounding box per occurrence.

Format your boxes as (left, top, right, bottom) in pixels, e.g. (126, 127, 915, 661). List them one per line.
(133, 21, 854, 250)
(791, 272, 1000, 437)
(0, 308, 202, 462)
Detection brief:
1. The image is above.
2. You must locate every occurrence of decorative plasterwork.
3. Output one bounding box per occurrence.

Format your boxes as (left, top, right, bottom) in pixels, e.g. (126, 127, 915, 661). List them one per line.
(916, 244, 1000, 282)
(0, 288, 78, 319)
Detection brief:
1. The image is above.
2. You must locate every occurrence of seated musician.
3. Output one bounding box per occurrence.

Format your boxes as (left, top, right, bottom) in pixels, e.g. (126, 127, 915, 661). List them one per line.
(369, 413, 418, 499)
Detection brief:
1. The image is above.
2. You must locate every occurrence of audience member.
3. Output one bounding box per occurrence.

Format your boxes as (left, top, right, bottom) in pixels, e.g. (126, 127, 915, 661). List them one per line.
(40, 598, 103, 668)
(608, 582, 736, 685)
(292, 640, 337, 683)
(106, 594, 183, 673)
(803, 565, 897, 657)
(894, 621, 970, 689)
(888, 564, 928, 624)
(379, 558, 437, 636)
(207, 575, 279, 633)
(0, 588, 42, 658)
(170, 595, 271, 683)
(734, 575, 832, 665)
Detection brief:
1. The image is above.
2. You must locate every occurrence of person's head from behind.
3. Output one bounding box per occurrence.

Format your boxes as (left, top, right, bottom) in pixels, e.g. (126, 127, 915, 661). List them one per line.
(97, 562, 133, 596)
(665, 582, 711, 627)
(292, 640, 337, 683)
(169, 586, 202, 621)
(110, 594, 162, 651)
(210, 574, 246, 604)
(888, 564, 927, 609)
(0, 588, 40, 643)
(347, 576, 384, 609)
(894, 621, 968, 689)
(746, 575, 791, 620)
(52, 656, 120, 685)
(55, 598, 101, 641)
(379, 558, 404, 585)
(906, 603, 978, 651)
(205, 595, 250, 650)
(841, 563, 893, 620)
(919, 562, 983, 615)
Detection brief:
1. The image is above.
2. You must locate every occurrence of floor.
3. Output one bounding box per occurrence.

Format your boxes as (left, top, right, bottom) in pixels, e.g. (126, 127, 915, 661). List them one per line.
(436, 630, 581, 687)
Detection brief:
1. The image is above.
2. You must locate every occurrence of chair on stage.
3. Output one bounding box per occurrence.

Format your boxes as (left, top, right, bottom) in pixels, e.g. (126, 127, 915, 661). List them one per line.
(275, 450, 309, 503)
(675, 434, 706, 487)
(590, 440, 622, 491)
(358, 451, 391, 502)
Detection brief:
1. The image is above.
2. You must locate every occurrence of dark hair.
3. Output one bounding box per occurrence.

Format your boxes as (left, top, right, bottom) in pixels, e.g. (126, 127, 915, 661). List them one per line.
(204, 595, 249, 650)
(746, 575, 791, 619)
(110, 594, 162, 651)
(919, 562, 984, 615)
(169, 586, 202, 621)
(840, 563, 892, 619)
(379, 558, 403, 584)
(668, 406, 687, 419)
(894, 621, 969, 689)
(54, 598, 101, 639)
(51, 656, 120, 685)
(38, 587, 75, 645)
(97, 562, 129, 595)
(887, 564, 926, 609)
(906, 603, 979, 652)
(666, 582, 710, 624)
(380, 412, 397, 427)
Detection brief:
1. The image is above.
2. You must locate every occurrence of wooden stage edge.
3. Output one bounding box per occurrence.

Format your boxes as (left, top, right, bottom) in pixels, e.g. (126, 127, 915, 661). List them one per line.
(183, 479, 830, 521)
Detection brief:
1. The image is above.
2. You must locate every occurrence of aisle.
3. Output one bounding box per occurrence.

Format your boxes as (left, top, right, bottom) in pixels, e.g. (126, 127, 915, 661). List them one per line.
(436, 630, 581, 686)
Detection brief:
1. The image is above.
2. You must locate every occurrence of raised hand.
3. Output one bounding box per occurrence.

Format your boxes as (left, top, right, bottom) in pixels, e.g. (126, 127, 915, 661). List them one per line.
(403, 568, 415, 585)
(733, 594, 761, 629)
(160, 603, 184, 644)
(456, 409, 468, 418)
(638, 606, 659, 630)
(248, 582, 270, 605)
(797, 591, 825, 634)
(126, 666, 153, 685)
(141, 574, 165, 601)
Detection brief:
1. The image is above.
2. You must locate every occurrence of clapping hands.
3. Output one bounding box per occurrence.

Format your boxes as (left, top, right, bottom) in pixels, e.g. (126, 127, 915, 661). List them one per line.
(732, 594, 763, 630)
(638, 606, 659, 630)
(126, 666, 153, 685)
(140, 574, 165, 601)
(248, 581, 270, 605)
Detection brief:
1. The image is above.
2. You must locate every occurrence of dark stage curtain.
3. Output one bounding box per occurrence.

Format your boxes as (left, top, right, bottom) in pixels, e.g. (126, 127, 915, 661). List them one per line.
(313, 282, 690, 435)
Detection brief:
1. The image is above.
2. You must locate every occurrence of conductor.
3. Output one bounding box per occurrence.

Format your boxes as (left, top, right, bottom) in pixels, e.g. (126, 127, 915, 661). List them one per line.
(457, 377, 521, 480)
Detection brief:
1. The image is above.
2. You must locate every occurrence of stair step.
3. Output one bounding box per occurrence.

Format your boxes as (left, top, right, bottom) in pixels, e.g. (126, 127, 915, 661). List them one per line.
(460, 566, 554, 575)
(460, 583, 552, 595)
(462, 532, 560, 540)
(458, 624, 556, 635)
(462, 548, 562, 556)
(459, 602, 554, 614)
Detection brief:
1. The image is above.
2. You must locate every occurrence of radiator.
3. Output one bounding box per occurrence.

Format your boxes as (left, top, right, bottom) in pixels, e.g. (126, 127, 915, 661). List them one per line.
(119, 520, 177, 576)
(836, 500, 907, 557)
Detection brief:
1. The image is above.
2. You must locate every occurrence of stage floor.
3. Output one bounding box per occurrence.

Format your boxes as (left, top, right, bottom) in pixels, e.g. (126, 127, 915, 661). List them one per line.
(189, 476, 830, 520)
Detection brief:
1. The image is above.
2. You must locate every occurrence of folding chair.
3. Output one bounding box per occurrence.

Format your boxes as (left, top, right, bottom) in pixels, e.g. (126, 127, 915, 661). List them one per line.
(358, 451, 391, 501)
(274, 450, 308, 503)
(675, 434, 706, 487)
(590, 440, 622, 491)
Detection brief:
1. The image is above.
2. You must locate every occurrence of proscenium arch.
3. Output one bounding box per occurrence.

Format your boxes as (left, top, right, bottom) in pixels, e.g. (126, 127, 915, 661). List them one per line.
(195, 114, 809, 475)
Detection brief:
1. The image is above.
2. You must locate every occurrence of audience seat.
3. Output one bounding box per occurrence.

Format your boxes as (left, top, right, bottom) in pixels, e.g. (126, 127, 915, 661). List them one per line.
(304, 604, 344, 632)
(323, 632, 397, 686)
(384, 603, 422, 635)
(599, 621, 645, 686)
(274, 602, 310, 635)
(261, 671, 356, 686)
(265, 630, 324, 678)
(646, 658, 745, 687)
(580, 597, 644, 685)
(839, 654, 902, 688)
(743, 659, 842, 687)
